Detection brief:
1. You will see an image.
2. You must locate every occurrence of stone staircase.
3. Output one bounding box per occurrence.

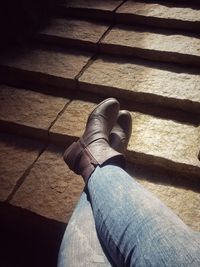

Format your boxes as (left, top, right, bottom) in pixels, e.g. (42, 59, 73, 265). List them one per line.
(0, 1, 200, 266)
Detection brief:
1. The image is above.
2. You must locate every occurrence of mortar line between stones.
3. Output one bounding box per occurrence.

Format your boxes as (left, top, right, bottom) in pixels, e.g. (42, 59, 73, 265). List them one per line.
(6, 144, 48, 203)
(47, 99, 73, 136)
(75, 53, 98, 82)
(75, 0, 128, 83)
(97, 24, 114, 45)
(97, 1, 128, 48)
(114, 0, 128, 12)
(75, 20, 116, 83)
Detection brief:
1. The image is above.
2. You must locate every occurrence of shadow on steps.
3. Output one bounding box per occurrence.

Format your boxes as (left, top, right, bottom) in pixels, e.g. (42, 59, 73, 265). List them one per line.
(0, 0, 56, 48)
(0, 202, 66, 267)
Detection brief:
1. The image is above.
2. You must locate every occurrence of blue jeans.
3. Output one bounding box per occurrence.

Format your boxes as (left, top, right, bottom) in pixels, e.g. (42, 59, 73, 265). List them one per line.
(58, 165, 200, 266)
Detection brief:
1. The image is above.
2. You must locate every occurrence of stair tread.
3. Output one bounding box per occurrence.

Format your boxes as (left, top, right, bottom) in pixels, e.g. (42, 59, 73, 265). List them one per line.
(79, 56, 200, 113)
(0, 133, 43, 201)
(101, 25, 200, 60)
(50, 99, 200, 177)
(117, 1, 200, 23)
(1, 86, 199, 177)
(8, 142, 200, 231)
(10, 144, 84, 223)
(0, 46, 91, 88)
(1, 0, 200, 238)
(38, 17, 109, 44)
(0, 85, 69, 138)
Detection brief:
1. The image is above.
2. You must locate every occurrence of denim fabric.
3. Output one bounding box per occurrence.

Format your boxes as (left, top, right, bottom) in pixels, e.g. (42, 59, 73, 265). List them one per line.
(58, 165, 200, 267)
(58, 191, 113, 267)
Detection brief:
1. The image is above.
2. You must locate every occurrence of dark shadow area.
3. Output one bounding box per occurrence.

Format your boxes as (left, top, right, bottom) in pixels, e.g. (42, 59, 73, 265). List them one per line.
(127, 162, 200, 193)
(0, 202, 66, 267)
(0, 0, 56, 49)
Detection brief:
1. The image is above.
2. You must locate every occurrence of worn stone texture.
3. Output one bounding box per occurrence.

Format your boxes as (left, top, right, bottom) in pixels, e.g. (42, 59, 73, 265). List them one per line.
(129, 112, 200, 175)
(60, 0, 122, 11)
(128, 164, 200, 232)
(79, 56, 200, 113)
(50, 99, 200, 176)
(50, 100, 96, 140)
(0, 85, 69, 137)
(11, 145, 84, 223)
(117, 1, 200, 23)
(0, 46, 91, 82)
(101, 25, 200, 59)
(0, 133, 43, 201)
(39, 18, 109, 44)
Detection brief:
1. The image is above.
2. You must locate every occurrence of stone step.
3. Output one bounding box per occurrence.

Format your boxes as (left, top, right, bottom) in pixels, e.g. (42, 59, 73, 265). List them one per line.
(10, 144, 84, 223)
(0, 85, 69, 140)
(35, 17, 200, 67)
(56, 0, 200, 32)
(0, 133, 44, 201)
(79, 55, 200, 114)
(100, 25, 200, 67)
(49, 99, 200, 179)
(1, 48, 199, 116)
(1, 86, 199, 179)
(0, 46, 92, 90)
(56, 0, 123, 21)
(37, 17, 109, 52)
(116, 1, 200, 32)
(8, 143, 200, 231)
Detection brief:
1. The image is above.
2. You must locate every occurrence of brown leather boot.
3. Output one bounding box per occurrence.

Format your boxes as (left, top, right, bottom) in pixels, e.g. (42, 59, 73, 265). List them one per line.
(109, 110, 132, 155)
(63, 98, 125, 182)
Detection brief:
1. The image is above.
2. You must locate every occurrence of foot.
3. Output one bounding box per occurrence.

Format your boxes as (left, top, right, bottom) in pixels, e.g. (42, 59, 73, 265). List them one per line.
(110, 110, 132, 155)
(63, 98, 125, 182)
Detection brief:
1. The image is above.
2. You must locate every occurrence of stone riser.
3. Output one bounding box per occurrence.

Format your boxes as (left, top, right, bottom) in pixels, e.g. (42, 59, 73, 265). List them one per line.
(57, 2, 200, 33)
(1, 87, 199, 181)
(56, 6, 115, 22)
(1, 1, 200, 262)
(36, 18, 200, 68)
(36, 32, 200, 68)
(1, 64, 200, 115)
(1, 117, 199, 180)
(36, 33, 98, 52)
(78, 81, 200, 115)
(115, 13, 200, 33)
(100, 43, 200, 68)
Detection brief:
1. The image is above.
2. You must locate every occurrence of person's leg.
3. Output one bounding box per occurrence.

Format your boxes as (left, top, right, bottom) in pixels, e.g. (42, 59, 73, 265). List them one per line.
(63, 98, 200, 266)
(87, 165, 200, 267)
(58, 107, 132, 267)
(58, 191, 114, 267)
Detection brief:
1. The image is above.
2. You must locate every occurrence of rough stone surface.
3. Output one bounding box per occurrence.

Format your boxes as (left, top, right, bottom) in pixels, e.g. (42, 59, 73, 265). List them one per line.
(50, 99, 200, 176)
(0, 46, 91, 88)
(0, 133, 43, 201)
(11, 145, 84, 223)
(50, 100, 96, 142)
(128, 164, 200, 232)
(128, 112, 200, 176)
(79, 56, 200, 113)
(101, 25, 200, 65)
(0, 85, 69, 138)
(116, 1, 200, 28)
(39, 18, 109, 44)
(60, 0, 122, 11)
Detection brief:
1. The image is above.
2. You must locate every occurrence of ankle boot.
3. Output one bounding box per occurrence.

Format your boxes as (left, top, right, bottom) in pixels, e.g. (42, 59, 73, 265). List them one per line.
(109, 110, 132, 155)
(63, 98, 125, 182)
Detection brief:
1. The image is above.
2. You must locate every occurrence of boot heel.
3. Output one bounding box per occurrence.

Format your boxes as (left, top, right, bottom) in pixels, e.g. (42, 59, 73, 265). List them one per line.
(63, 141, 84, 173)
(63, 142, 78, 171)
